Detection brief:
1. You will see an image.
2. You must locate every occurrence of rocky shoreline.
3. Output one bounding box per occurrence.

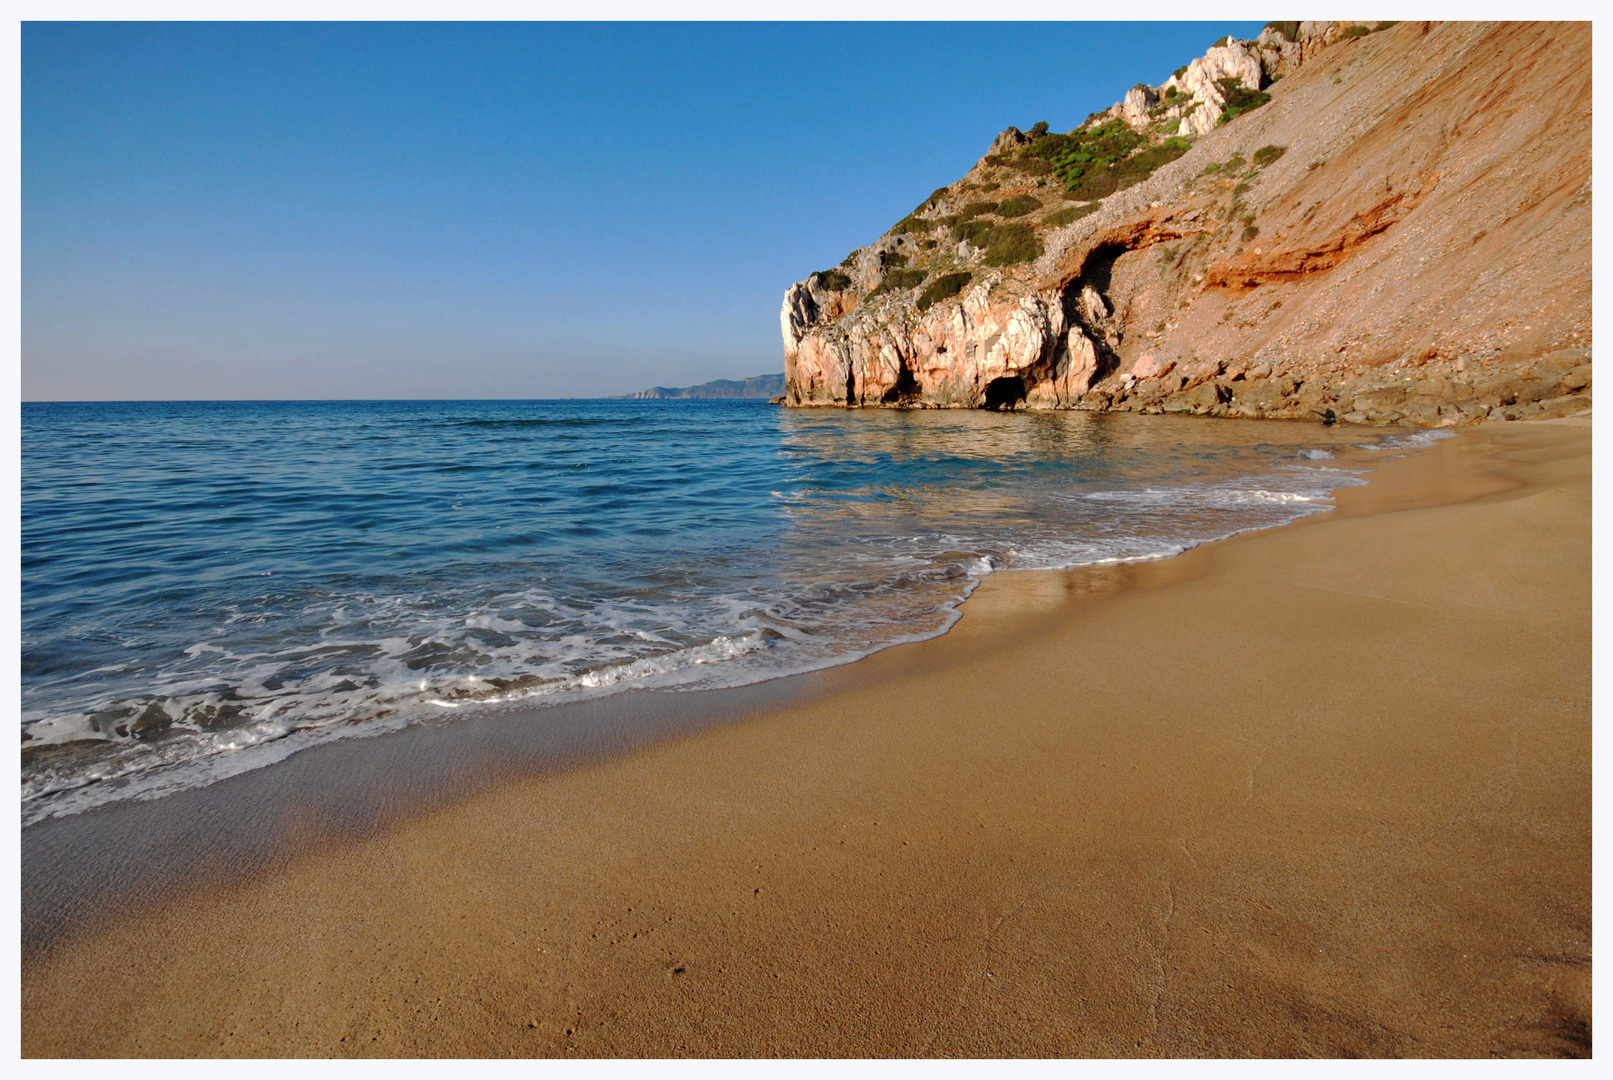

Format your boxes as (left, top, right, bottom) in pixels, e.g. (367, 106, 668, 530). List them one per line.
(778, 22, 1591, 427)
(1046, 346, 1591, 427)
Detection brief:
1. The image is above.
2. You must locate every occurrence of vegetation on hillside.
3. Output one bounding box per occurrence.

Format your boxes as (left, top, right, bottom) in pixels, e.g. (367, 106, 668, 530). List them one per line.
(1216, 78, 1271, 124)
(913, 186, 953, 214)
(857, 31, 1289, 304)
(951, 218, 991, 245)
(980, 223, 1043, 266)
(869, 267, 927, 297)
(917, 272, 974, 312)
(814, 268, 853, 291)
(1041, 202, 1100, 228)
(989, 121, 1195, 201)
(1014, 119, 1138, 183)
(1252, 144, 1287, 166)
(995, 194, 1043, 217)
(1080, 138, 1191, 199)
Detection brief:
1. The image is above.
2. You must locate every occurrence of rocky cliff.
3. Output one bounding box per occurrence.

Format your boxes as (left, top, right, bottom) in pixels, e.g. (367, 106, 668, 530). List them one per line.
(780, 22, 1591, 425)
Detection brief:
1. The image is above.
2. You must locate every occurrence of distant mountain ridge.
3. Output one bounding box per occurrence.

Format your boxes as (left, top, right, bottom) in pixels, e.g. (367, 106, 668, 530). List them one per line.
(622, 373, 784, 400)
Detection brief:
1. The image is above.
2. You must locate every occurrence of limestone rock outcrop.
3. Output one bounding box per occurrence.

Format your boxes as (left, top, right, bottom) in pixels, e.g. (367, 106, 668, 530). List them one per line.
(1165, 40, 1265, 136)
(780, 22, 1591, 426)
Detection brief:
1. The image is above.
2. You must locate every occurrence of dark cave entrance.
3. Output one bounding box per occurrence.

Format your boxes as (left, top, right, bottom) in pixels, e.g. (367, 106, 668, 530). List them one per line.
(1076, 241, 1128, 300)
(881, 358, 922, 404)
(982, 376, 1027, 410)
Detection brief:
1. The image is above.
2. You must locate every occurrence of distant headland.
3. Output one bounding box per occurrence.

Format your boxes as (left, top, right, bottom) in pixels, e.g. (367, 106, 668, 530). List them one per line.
(620, 373, 784, 400)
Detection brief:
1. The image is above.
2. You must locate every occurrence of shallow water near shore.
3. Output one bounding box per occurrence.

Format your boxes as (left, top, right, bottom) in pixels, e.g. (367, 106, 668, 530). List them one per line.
(22, 399, 1442, 825)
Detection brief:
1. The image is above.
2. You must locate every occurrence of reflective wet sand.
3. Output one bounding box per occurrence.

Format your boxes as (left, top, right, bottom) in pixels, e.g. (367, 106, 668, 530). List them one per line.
(22, 419, 1590, 1057)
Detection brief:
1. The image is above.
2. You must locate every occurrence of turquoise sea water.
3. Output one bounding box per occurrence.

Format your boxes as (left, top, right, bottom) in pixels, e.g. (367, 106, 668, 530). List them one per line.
(21, 399, 1438, 824)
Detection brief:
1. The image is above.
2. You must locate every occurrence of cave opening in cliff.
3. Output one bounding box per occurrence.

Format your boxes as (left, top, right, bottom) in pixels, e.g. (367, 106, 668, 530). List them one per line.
(1061, 246, 1131, 383)
(1075, 241, 1128, 306)
(881, 359, 921, 404)
(982, 376, 1027, 410)
(844, 367, 856, 407)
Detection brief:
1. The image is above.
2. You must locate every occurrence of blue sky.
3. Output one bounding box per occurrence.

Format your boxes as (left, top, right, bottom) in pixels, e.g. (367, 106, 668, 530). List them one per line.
(23, 21, 1264, 400)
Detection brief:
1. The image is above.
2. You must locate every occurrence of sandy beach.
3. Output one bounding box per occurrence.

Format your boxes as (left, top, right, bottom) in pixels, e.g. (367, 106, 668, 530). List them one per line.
(20, 419, 1590, 1058)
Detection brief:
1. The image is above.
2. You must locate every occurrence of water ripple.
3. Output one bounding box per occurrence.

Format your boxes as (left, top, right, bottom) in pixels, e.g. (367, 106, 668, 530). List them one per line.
(21, 398, 1433, 824)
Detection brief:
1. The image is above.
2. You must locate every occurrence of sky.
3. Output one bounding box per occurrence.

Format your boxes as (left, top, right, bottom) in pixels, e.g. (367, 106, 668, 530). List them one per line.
(23, 20, 1266, 401)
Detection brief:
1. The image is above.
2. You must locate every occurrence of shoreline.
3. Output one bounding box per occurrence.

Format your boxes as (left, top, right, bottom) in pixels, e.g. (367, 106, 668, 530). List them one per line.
(21, 406, 1404, 832)
(19, 421, 1430, 953)
(22, 419, 1590, 1057)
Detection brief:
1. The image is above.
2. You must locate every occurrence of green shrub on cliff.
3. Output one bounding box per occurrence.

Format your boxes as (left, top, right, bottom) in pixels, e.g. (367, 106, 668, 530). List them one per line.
(913, 186, 952, 214)
(1041, 203, 1099, 228)
(917, 272, 974, 312)
(815, 268, 853, 291)
(868, 268, 927, 297)
(953, 219, 995, 246)
(1343, 24, 1370, 38)
(959, 200, 1000, 219)
(982, 223, 1043, 266)
(891, 215, 932, 235)
(1216, 79, 1271, 124)
(1252, 144, 1287, 167)
(995, 194, 1043, 217)
(1064, 136, 1190, 201)
(1264, 21, 1300, 42)
(1014, 118, 1160, 197)
(1014, 120, 1190, 202)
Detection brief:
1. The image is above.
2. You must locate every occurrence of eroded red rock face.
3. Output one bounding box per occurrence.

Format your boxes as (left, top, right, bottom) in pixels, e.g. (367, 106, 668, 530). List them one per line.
(781, 22, 1592, 426)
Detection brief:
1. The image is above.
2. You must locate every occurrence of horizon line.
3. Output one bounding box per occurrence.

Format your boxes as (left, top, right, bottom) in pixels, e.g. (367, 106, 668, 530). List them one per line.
(21, 396, 784, 404)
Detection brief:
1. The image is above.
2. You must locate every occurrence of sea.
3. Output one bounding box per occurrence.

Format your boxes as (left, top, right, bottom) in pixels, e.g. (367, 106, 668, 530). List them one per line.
(21, 399, 1445, 826)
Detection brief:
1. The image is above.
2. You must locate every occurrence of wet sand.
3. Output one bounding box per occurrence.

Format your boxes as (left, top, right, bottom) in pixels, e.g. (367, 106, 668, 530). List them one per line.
(21, 420, 1591, 1057)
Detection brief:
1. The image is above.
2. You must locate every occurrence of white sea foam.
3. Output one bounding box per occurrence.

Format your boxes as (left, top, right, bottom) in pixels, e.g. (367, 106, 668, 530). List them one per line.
(22, 467, 1364, 826)
(1362, 429, 1457, 452)
(22, 407, 1428, 827)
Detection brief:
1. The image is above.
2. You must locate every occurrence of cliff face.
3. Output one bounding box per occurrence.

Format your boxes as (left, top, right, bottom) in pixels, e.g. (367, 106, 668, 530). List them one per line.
(780, 22, 1591, 425)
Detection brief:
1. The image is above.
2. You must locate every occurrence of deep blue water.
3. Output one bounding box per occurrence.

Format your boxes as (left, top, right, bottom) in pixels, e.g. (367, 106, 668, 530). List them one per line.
(22, 399, 1434, 823)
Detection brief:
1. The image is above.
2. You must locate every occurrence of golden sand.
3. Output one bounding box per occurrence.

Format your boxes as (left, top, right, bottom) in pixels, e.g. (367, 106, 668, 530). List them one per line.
(22, 420, 1590, 1057)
